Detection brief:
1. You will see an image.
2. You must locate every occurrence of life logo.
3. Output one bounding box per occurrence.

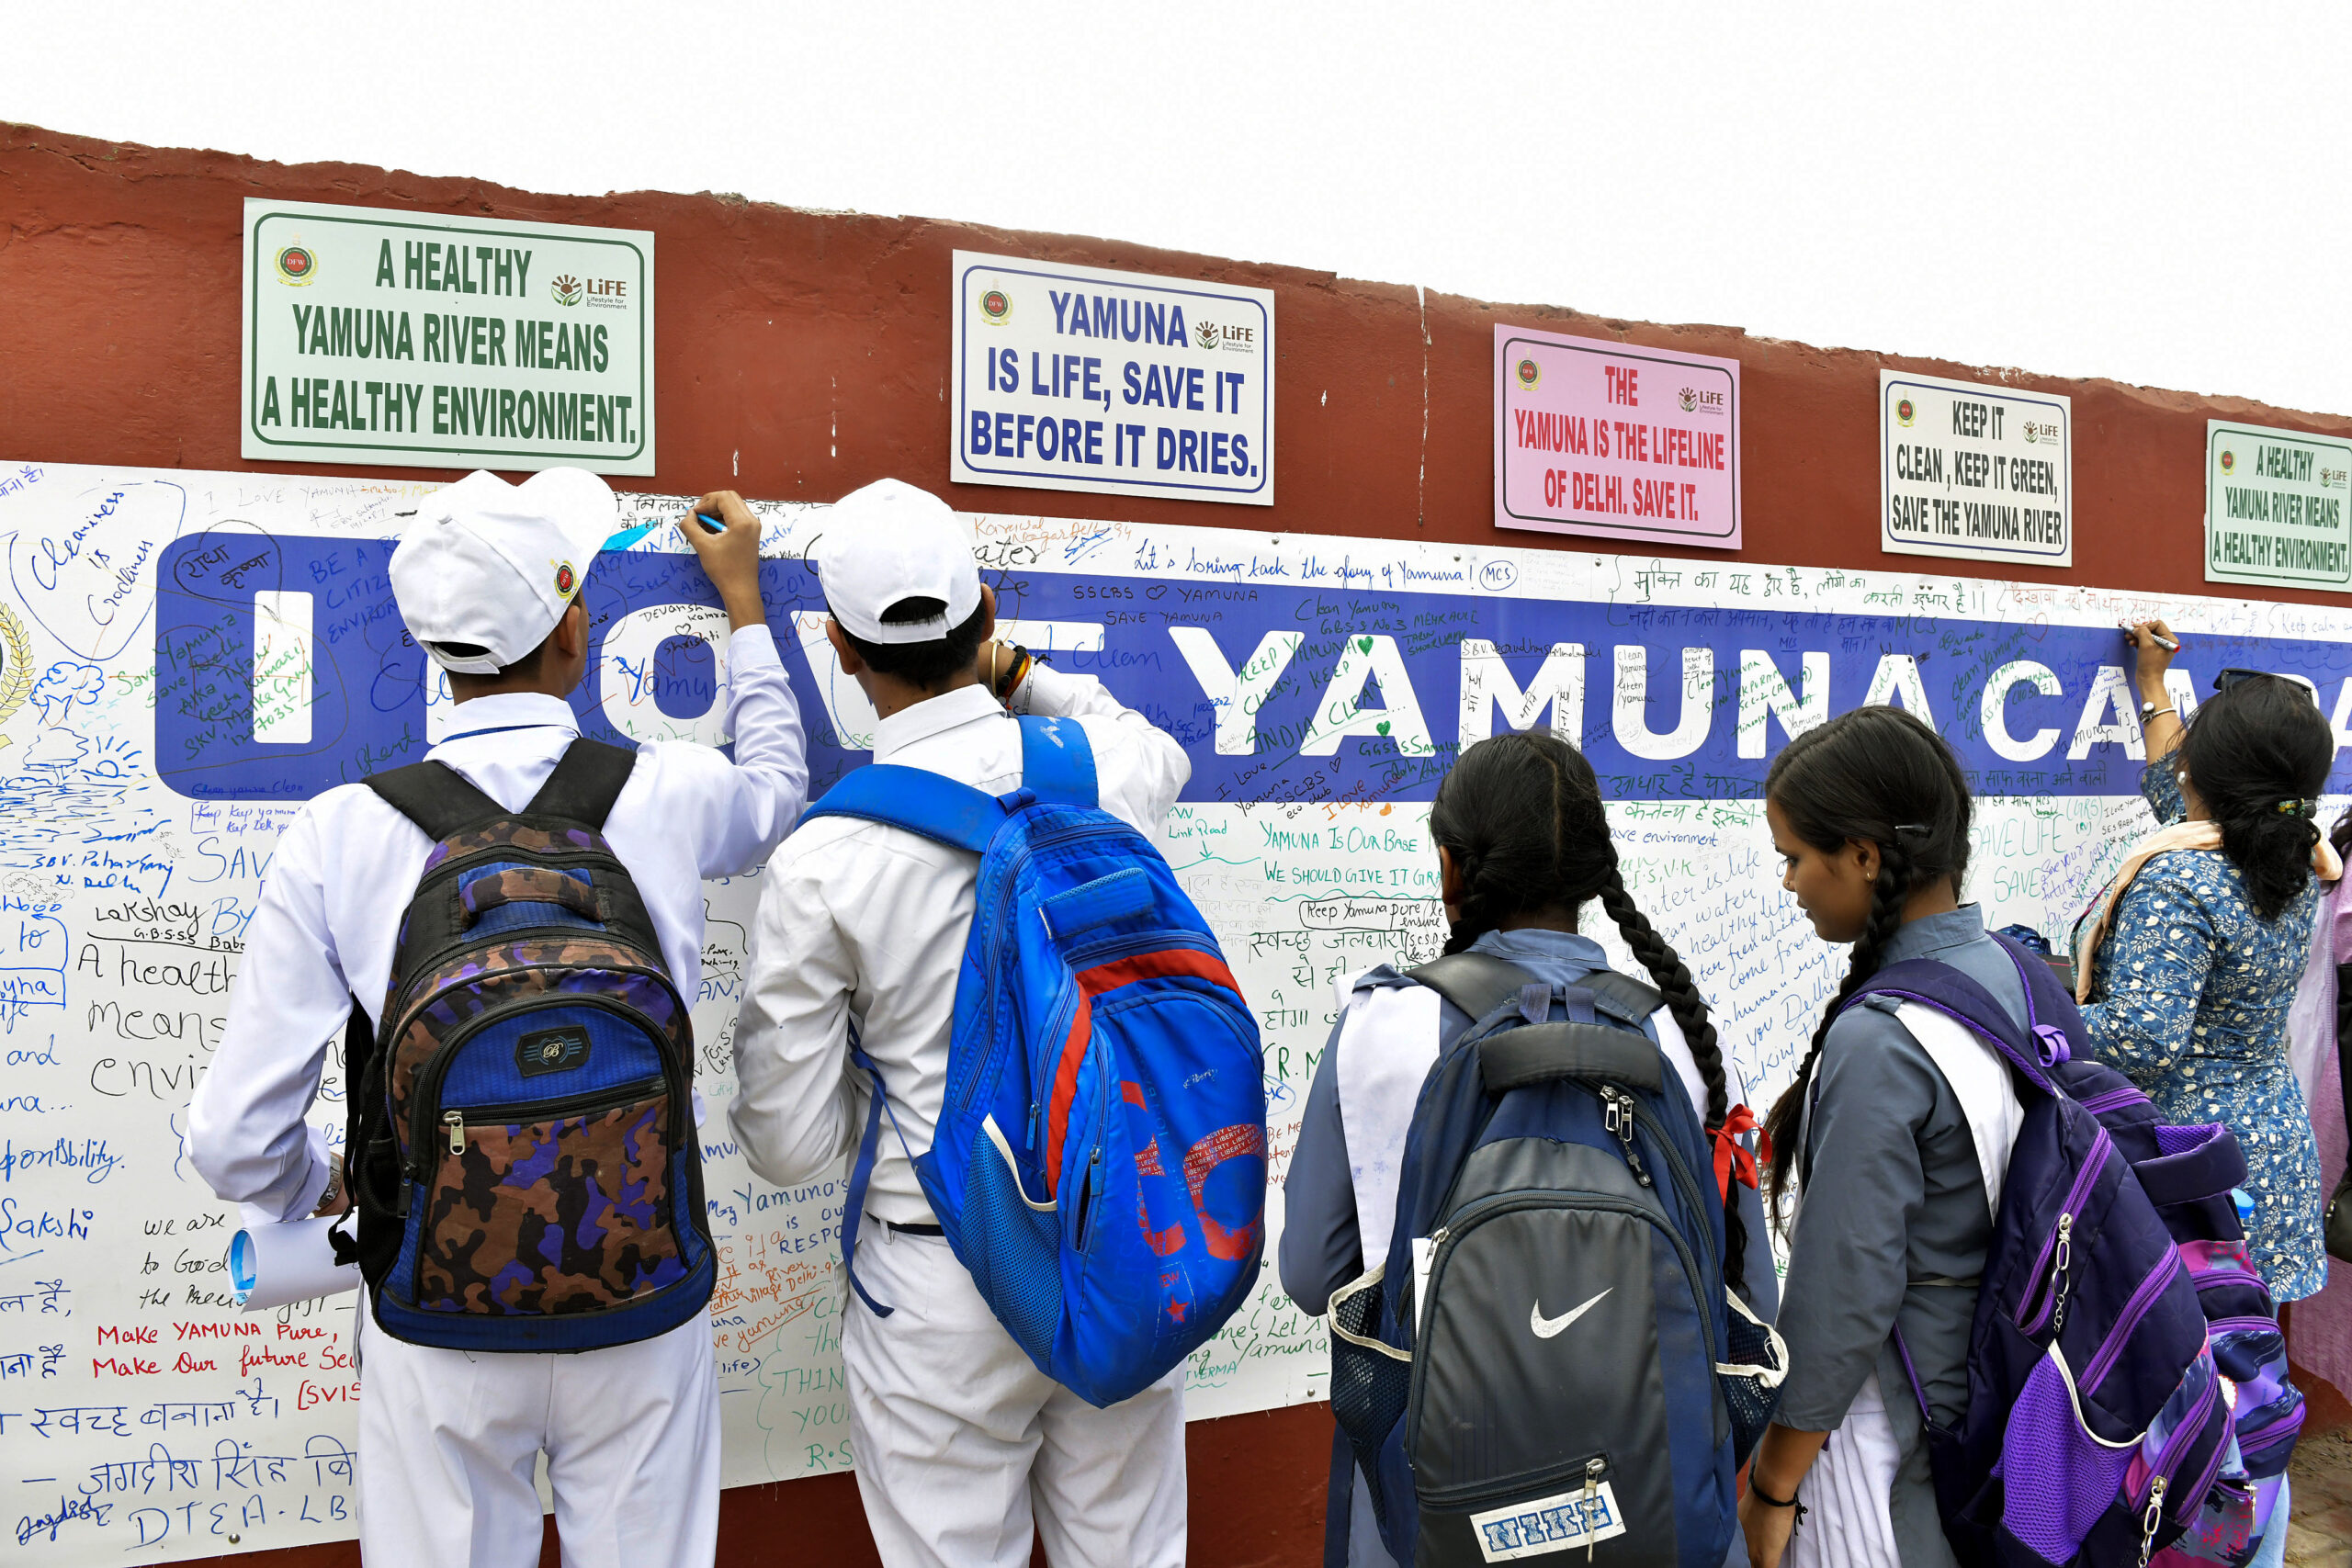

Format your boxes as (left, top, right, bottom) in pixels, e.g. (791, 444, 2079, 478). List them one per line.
(551, 275, 583, 307)
(1679, 386, 1725, 416)
(1195, 320, 1256, 354)
(2021, 420, 2061, 445)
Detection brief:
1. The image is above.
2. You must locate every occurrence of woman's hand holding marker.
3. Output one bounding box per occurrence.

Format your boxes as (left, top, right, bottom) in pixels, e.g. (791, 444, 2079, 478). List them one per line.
(2122, 618, 2182, 757)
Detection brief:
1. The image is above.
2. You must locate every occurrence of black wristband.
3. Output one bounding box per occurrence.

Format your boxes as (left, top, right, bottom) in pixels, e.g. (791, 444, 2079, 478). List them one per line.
(1749, 1479, 1800, 1509)
(994, 644, 1033, 701)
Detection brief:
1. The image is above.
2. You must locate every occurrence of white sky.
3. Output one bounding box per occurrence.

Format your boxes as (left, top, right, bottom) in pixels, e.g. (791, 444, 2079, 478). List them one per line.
(14, 4, 2352, 418)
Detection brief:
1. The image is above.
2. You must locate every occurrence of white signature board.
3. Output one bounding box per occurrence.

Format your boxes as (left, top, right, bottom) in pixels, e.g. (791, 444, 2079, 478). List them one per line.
(6, 456, 2352, 1561)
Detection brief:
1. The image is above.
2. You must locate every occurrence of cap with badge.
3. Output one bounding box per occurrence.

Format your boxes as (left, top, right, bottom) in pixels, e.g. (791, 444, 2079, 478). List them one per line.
(389, 468, 618, 674)
(813, 479, 981, 643)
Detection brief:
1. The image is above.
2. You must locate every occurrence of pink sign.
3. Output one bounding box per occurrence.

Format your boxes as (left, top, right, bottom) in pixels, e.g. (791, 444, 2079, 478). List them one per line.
(1494, 325, 1741, 548)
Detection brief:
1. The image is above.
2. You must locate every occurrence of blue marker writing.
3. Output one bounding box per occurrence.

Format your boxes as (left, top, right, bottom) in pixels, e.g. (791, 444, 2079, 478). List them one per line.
(601, 512, 728, 552)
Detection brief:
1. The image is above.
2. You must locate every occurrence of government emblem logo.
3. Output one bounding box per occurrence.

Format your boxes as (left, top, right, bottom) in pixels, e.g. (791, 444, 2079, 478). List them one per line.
(554, 561, 576, 595)
(979, 288, 1012, 324)
(274, 244, 318, 286)
(551, 275, 583, 307)
(1515, 358, 1540, 390)
(2219, 447, 2235, 474)
(1896, 397, 1916, 427)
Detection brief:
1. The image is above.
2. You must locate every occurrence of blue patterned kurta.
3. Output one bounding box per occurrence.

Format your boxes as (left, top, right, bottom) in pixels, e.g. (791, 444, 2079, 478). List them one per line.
(2081, 763, 2326, 1300)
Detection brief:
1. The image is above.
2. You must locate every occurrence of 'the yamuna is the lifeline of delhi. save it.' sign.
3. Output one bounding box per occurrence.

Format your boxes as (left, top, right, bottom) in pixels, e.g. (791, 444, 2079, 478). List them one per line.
(1494, 324, 1743, 549)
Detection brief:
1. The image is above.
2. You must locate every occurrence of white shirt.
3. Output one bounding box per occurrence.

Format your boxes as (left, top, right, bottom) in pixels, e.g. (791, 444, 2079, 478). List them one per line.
(188, 625, 807, 1223)
(729, 667, 1190, 1224)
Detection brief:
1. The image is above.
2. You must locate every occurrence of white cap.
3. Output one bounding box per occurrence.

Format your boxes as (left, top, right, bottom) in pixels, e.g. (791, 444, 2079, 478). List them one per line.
(389, 468, 617, 674)
(812, 479, 981, 644)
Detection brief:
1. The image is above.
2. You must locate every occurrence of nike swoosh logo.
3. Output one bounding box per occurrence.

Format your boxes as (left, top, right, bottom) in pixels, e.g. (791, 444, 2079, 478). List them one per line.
(1531, 1289, 1611, 1339)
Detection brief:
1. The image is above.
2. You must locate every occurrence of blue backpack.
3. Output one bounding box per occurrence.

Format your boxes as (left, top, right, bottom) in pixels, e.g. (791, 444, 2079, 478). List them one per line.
(1328, 955, 1772, 1568)
(801, 714, 1268, 1407)
(1847, 937, 2261, 1568)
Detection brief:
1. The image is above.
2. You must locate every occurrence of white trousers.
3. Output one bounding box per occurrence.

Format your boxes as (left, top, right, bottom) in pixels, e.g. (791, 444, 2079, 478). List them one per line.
(355, 1304, 719, 1568)
(842, 1226, 1189, 1568)
(1787, 1372, 1901, 1568)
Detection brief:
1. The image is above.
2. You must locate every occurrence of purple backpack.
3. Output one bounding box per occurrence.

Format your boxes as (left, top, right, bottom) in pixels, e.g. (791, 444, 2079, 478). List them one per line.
(1846, 937, 2294, 1568)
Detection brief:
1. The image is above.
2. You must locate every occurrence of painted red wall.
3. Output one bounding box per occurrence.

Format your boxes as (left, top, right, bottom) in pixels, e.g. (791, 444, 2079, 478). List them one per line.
(6, 119, 2349, 1566)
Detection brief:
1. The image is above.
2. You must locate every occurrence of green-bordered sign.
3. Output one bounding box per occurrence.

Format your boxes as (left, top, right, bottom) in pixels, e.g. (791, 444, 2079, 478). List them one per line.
(2206, 420, 2352, 590)
(242, 198, 654, 473)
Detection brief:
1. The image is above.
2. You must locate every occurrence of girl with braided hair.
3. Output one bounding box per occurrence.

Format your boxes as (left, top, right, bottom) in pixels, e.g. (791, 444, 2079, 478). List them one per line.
(1740, 705, 1993, 1568)
(1279, 728, 1772, 1568)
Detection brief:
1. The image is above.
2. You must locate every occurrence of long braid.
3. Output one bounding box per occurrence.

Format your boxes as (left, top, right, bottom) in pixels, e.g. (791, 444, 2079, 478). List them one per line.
(1440, 848, 1503, 955)
(1762, 840, 1911, 1220)
(1598, 867, 1747, 1288)
(1431, 728, 1764, 1292)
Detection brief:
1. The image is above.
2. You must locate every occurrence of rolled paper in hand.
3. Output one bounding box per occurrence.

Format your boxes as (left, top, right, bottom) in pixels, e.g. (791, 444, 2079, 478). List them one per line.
(228, 1217, 361, 1313)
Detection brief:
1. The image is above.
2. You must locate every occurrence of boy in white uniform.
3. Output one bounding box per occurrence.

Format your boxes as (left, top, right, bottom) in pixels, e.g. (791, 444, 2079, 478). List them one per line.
(729, 478, 1192, 1568)
(187, 469, 807, 1568)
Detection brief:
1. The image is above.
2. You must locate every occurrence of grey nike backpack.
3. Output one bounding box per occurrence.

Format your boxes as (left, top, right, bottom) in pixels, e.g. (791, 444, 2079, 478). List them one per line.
(1326, 953, 1782, 1567)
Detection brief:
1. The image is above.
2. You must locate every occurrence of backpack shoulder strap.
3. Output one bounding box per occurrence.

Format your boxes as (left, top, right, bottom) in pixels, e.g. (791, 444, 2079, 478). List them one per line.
(1405, 952, 1532, 1025)
(799, 764, 1006, 853)
(1585, 970, 1666, 1027)
(1019, 714, 1099, 807)
(1990, 932, 2092, 1062)
(364, 761, 504, 840)
(1849, 957, 2058, 1096)
(523, 739, 640, 828)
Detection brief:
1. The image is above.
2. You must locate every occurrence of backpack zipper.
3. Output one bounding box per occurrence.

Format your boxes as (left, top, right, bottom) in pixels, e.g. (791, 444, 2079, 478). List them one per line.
(439, 1076, 671, 1144)
(2138, 1360, 2224, 1529)
(401, 993, 689, 1196)
(1622, 1097, 1723, 1343)
(2189, 1264, 2267, 1294)
(2076, 1085, 2150, 1117)
(1415, 1449, 1612, 1514)
(2018, 1127, 2110, 1336)
(2080, 1254, 2185, 1391)
(1600, 1089, 1651, 1188)
(1582, 1457, 1605, 1563)
(2137, 1476, 2166, 1568)
(2049, 1214, 2076, 1332)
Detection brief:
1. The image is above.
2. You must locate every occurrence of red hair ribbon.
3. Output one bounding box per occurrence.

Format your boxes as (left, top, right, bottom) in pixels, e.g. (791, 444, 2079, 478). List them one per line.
(1710, 1105, 1771, 1201)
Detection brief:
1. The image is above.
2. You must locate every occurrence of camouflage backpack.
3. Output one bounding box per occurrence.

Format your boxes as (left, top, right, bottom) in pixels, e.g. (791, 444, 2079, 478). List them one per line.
(333, 739, 713, 1351)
